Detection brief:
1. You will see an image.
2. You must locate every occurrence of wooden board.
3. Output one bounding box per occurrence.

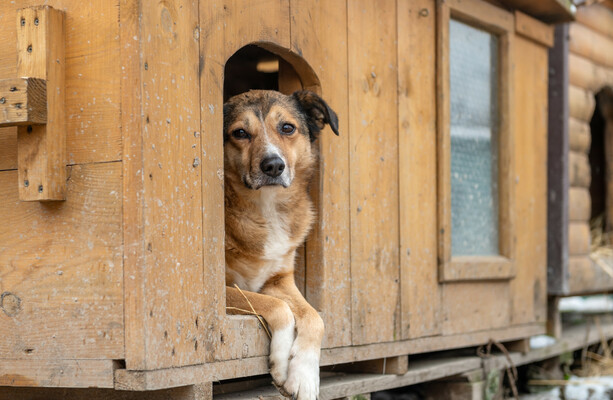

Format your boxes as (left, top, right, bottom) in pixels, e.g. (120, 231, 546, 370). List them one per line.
(511, 35, 548, 325)
(0, 1, 122, 170)
(569, 116, 591, 153)
(497, 0, 574, 23)
(514, 11, 555, 47)
(568, 255, 613, 294)
(0, 78, 46, 127)
(0, 359, 115, 388)
(569, 53, 613, 93)
(348, 0, 400, 345)
(123, 0, 205, 370)
(290, 0, 352, 349)
(0, 163, 123, 360)
(569, 84, 596, 122)
(569, 187, 591, 221)
(568, 222, 590, 255)
(0, 385, 212, 400)
(569, 22, 613, 69)
(397, 0, 441, 340)
(575, 3, 613, 40)
(568, 150, 591, 188)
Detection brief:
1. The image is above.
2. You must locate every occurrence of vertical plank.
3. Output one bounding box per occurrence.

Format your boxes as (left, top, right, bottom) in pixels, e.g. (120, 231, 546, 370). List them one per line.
(348, 0, 400, 345)
(398, 0, 441, 339)
(510, 36, 549, 324)
(16, 6, 65, 201)
(290, 0, 352, 348)
(124, 0, 205, 370)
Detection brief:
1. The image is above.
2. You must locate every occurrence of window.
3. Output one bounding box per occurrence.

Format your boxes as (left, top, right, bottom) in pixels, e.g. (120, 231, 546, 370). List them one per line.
(437, 0, 515, 281)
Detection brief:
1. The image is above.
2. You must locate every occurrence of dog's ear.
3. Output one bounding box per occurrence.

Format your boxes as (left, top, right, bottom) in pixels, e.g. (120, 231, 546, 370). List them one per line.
(292, 90, 340, 142)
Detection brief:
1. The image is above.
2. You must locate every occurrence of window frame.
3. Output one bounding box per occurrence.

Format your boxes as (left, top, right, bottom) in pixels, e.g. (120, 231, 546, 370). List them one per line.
(436, 0, 516, 282)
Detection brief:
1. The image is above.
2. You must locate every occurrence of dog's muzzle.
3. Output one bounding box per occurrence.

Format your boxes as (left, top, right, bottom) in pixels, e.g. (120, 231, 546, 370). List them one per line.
(244, 155, 291, 189)
(260, 156, 285, 178)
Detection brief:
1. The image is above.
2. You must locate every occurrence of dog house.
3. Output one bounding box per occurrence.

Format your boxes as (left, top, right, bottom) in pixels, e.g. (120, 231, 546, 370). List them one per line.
(548, 1, 613, 304)
(0, 0, 571, 398)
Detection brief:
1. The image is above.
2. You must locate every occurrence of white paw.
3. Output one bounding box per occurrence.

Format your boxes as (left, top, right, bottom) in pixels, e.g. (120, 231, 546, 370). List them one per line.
(283, 348, 320, 400)
(269, 323, 295, 387)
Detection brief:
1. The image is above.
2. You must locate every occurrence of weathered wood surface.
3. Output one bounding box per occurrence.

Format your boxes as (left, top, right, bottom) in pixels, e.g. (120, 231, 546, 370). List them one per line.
(0, 78, 46, 127)
(0, 1, 121, 170)
(569, 53, 613, 93)
(568, 150, 591, 188)
(568, 255, 613, 294)
(569, 22, 613, 69)
(0, 384, 212, 400)
(569, 116, 591, 153)
(0, 164, 124, 359)
(569, 84, 596, 122)
(0, 359, 116, 388)
(575, 3, 613, 40)
(568, 222, 591, 256)
(497, 0, 574, 23)
(16, 6, 65, 201)
(398, 0, 440, 340)
(511, 35, 548, 325)
(348, 0, 400, 346)
(514, 11, 554, 47)
(568, 187, 591, 221)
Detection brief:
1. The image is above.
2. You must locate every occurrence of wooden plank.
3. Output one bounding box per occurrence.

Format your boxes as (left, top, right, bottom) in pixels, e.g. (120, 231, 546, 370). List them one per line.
(569, 116, 591, 153)
(290, 0, 352, 349)
(569, 52, 613, 93)
(511, 35, 548, 325)
(348, 0, 400, 346)
(569, 22, 613, 69)
(446, 0, 515, 33)
(0, 385, 212, 400)
(575, 3, 613, 40)
(568, 187, 591, 221)
(497, 0, 575, 23)
(568, 222, 591, 255)
(339, 355, 409, 375)
(124, 0, 205, 370)
(0, 164, 124, 359)
(398, 0, 441, 340)
(569, 84, 595, 122)
(115, 323, 544, 390)
(0, 78, 46, 127)
(16, 6, 65, 201)
(442, 282, 510, 335)
(442, 256, 514, 281)
(0, 1, 122, 169)
(568, 255, 613, 294)
(0, 359, 116, 388)
(515, 11, 555, 48)
(568, 151, 591, 188)
(548, 25, 570, 296)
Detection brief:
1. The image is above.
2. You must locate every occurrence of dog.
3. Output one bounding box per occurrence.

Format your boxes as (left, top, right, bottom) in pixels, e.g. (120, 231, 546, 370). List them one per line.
(223, 89, 339, 400)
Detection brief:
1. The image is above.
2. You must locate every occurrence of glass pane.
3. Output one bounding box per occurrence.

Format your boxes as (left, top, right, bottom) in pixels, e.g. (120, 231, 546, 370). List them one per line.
(449, 19, 499, 256)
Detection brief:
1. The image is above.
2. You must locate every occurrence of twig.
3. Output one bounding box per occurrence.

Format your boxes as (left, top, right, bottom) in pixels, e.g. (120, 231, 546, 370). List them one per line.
(230, 284, 272, 339)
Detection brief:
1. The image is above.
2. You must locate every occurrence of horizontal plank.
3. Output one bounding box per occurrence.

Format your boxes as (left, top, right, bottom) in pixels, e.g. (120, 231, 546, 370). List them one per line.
(569, 52, 613, 93)
(514, 11, 554, 47)
(441, 256, 515, 282)
(569, 84, 596, 122)
(568, 151, 590, 188)
(0, 359, 116, 388)
(569, 22, 613, 69)
(497, 0, 574, 23)
(568, 187, 591, 221)
(0, 78, 46, 127)
(568, 255, 613, 295)
(575, 3, 613, 40)
(568, 222, 590, 256)
(115, 323, 543, 390)
(569, 116, 591, 153)
(447, 0, 514, 33)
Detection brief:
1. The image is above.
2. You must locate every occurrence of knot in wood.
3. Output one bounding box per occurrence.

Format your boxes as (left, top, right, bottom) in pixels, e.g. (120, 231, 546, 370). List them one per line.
(1, 292, 22, 317)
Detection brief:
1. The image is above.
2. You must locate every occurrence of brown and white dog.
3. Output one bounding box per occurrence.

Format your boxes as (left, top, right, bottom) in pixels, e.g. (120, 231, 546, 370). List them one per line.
(223, 90, 339, 400)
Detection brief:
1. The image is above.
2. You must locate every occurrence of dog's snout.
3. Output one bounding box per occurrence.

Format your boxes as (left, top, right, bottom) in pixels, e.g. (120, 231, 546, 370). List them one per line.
(260, 156, 285, 178)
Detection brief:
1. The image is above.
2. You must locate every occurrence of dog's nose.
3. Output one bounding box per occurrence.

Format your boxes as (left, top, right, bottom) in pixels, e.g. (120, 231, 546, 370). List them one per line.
(260, 156, 285, 178)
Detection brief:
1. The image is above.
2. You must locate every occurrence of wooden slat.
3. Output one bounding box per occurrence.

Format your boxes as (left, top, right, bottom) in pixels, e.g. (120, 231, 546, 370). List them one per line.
(0, 385, 212, 400)
(124, 0, 205, 370)
(398, 0, 440, 340)
(569, 116, 591, 153)
(497, 0, 575, 23)
(568, 150, 591, 188)
(569, 53, 613, 93)
(511, 35, 548, 325)
(569, 84, 596, 122)
(0, 164, 124, 360)
(443, 256, 514, 281)
(569, 22, 613, 69)
(0, 359, 116, 388)
(348, 0, 400, 346)
(514, 11, 555, 48)
(0, 78, 46, 127)
(16, 6, 65, 201)
(0, 1, 122, 169)
(569, 187, 591, 221)
(446, 0, 514, 33)
(568, 255, 613, 295)
(575, 3, 613, 40)
(568, 221, 590, 255)
(290, 0, 352, 349)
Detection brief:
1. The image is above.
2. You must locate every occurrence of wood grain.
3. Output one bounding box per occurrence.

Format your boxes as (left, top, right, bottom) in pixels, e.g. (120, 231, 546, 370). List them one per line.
(0, 359, 115, 388)
(514, 11, 554, 48)
(398, 0, 441, 340)
(568, 255, 613, 295)
(348, 0, 400, 345)
(569, 22, 613, 69)
(0, 78, 46, 127)
(0, 163, 124, 360)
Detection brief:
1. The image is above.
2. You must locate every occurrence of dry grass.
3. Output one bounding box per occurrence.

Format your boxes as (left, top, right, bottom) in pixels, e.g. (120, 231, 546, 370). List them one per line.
(590, 214, 613, 278)
(574, 318, 613, 378)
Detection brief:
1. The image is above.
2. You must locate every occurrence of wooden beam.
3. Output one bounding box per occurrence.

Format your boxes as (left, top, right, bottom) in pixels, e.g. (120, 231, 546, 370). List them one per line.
(16, 6, 65, 201)
(0, 78, 46, 127)
(497, 0, 575, 23)
(515, 11, 555, 47)
(0, 359, 116, 388)
(575, 3, 613, 40)
(569, 84, 596, 122)
(569, 116, 591, 153)
(569, 22, 613, 69)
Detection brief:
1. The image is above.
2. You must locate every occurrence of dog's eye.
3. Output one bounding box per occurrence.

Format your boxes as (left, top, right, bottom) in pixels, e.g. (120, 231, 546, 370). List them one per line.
(231, 129, 249, 140)
(280, 123, 295, 135)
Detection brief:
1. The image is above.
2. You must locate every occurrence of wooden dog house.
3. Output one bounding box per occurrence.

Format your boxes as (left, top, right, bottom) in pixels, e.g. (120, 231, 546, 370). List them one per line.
(548, 0, 613, 300)
(0, 0, 571, 398)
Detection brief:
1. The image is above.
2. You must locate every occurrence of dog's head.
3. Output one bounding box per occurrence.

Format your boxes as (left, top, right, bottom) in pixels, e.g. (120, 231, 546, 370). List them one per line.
(223, 90, 339, 190)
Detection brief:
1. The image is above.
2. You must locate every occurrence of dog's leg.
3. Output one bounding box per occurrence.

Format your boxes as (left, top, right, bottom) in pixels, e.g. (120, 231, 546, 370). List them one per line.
(226, 286, 296, 388)
(261, 272, 324, 400)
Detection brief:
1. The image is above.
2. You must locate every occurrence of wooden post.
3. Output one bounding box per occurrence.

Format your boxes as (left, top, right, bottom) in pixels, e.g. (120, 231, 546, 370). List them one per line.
(15, 6, 66, 201)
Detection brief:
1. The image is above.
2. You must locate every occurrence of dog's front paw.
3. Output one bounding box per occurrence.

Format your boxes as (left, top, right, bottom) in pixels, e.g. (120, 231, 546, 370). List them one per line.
(269, 323, 295, 387)
(282, 349, 320, 400)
